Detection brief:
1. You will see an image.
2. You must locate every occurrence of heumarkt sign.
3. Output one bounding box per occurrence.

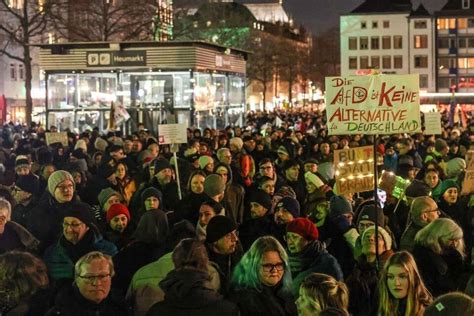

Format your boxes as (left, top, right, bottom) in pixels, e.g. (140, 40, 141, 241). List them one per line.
(87, 51, 146, 67)
(333, 146, 375, 194)
(325, 74, 421, 135)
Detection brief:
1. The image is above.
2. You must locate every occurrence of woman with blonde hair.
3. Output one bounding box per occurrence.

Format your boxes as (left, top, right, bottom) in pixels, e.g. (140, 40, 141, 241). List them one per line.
(377, 251, 432, 316)
(413, 218, 468, 296)
(296, 273, 349, 316)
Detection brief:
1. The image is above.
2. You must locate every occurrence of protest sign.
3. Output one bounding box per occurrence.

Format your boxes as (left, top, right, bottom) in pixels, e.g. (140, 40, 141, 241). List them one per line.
(461, 170, 474, 195)
(325, 74, 421, 135)
(45, 132, 68, 146)
(158, 124, 187, 145)
(466, 150, 474, 171)
(333, 146, 375, 194)
(423, 112, 442, 135)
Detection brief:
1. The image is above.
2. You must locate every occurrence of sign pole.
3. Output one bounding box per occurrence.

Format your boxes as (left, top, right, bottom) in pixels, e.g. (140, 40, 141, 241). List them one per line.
(373, 134, 380, 271)
(172, 146, 182, 201)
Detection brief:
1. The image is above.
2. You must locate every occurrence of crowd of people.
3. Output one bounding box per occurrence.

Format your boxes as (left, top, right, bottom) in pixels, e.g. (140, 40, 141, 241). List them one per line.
(0, 109, 473, 315)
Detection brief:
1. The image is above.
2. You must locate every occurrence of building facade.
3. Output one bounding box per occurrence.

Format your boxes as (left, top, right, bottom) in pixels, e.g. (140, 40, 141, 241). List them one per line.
(435, 0, 474, 92)
(340, 0, 436, 91)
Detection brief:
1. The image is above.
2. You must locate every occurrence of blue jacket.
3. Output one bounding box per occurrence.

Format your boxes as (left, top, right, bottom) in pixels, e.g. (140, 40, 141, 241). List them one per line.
(44, 227, 117, 282)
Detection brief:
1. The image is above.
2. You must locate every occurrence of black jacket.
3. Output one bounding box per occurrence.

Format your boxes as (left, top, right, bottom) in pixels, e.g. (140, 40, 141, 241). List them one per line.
(229, 284, 297, 316)
(46, 284, 129, 316)
(412, 245, 468, 297)
(147, 268, 238, 316)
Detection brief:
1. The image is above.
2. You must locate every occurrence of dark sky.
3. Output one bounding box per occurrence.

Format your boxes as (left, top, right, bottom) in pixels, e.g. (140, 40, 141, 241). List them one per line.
(281, 0, 448, 35)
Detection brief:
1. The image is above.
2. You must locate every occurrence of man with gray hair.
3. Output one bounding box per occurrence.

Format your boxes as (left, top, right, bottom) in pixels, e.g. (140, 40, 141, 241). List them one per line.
(400, 196, 440, 252)
(46, 251, 128, 315)
(216, 147, 232, 165)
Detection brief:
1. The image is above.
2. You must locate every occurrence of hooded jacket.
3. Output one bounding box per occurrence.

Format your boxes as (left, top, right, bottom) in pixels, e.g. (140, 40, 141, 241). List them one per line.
(146, 268, 238, 316)
(214, 162, 245, 225)
(288, 239, 343, 296)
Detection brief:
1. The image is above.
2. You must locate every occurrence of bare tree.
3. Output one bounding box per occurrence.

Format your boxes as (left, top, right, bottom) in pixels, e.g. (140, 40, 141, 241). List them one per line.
(48, 0, 159, 41)
(0, 0, 51, 126)
(310, 27, 340, 89)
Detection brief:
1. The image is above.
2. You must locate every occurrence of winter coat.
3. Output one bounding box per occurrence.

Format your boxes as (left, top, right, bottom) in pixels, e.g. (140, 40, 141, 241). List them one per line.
(0, 221, 39, 254)
(412, 245, 468, 296)
(127, 253, 221, 316)
(400, 221, 423, 253)
(206, 242, 243, 294)
(215, 163, 245, 225)
(238, 213, 275, 251)
(178, 191, 207, 226)
(43, 227, 117, 283)
(11, 197, 38, 228)
(288, 240, 343, 296)
(346, 250, 394, 316)
(46, 284, 129, 316)
(229, 284, 297, 316)
(146, 268, 238, 316)
(26, 191, 79, 254)
(0, 287, 53, 316)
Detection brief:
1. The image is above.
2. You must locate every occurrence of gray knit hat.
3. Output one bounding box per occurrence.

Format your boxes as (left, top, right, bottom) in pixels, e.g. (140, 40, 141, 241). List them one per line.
(48, 170, 75, 195)
(98, 187, 121, 209)
(204, 174, 226, 197)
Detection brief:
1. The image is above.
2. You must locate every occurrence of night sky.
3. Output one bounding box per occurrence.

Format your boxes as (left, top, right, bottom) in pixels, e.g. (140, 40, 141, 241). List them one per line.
(280, 0, 448, 35)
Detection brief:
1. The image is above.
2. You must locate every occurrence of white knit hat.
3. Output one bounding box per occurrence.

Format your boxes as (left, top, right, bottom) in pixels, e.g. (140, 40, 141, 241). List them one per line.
(361, 225, 392, 251)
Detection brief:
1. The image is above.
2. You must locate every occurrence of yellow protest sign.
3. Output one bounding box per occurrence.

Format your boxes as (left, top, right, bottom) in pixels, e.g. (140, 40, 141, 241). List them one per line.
(334, 146, 375, 194)
(325, 74, 421, 135)
(45, 132, 68, 146)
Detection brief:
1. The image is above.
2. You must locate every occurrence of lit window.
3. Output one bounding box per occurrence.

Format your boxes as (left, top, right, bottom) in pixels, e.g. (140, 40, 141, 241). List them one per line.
(414, 35, 428, 48)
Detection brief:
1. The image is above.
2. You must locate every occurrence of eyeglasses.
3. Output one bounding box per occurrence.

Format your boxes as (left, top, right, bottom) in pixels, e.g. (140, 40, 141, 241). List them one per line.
(63, 222, 84, 229)
(424, 208, 441, 215)
(261, 263, 284, 273)
(78, 274, 111, 284)
(57, 184, 74, 191)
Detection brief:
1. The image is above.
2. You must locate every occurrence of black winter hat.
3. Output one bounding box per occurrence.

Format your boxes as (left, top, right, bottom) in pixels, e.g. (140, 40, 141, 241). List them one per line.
(250, 190, 272, 210)
(141, 187, 163, 207)
(206, 215, 237, 243)
(98, 162, 116, 179)
(153, 158, 172, 174)
(282, 159, 300, 171)
(275, 196, 300, 218)
(15, 174, 39, 195)
(63, 202, 94, 227)
(356, 204, 385, 227)
(405, 179, 431, 198)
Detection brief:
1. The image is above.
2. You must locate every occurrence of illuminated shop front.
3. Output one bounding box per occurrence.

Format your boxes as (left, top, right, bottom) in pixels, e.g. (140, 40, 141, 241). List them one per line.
(38, 41, 247, 133)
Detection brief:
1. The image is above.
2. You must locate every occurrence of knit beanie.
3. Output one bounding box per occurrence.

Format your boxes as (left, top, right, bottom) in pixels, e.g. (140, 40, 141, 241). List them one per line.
(275, 196, 300, 218)
(98, 188, 121, 209)
(286, 218, 319, 241)
(277, 145, 289, 157)
(106, 203, 130, 223)
(206, 215, 237, 243)
(15, 174, 39, 195)
(282, 159, 299, 171)
(204, 174, 226, 197)
(198, 155, 214, 170)
(94, 137, 108, 152)
(15, 155, 30, 170)
(48, 170, 75, 195)
(141, 187, 163, 206)
(405, 179, 431, 198)
(446, 158, 466, 178)
(153, 158, 172, 174)
(361, 225, 392, 251)
(356, 204, 385, 227)
(97, 162, 116, 179)
(249, 190, 273, 210)
(229, 137, 243, 151)
(304, 171, 324, 188)
(74, 139, 88, 153)
(434, 139, 448, 152)
(63, 202, 94, 227)
(329, 195, 353, 219)
(439, 179, 460, 196)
